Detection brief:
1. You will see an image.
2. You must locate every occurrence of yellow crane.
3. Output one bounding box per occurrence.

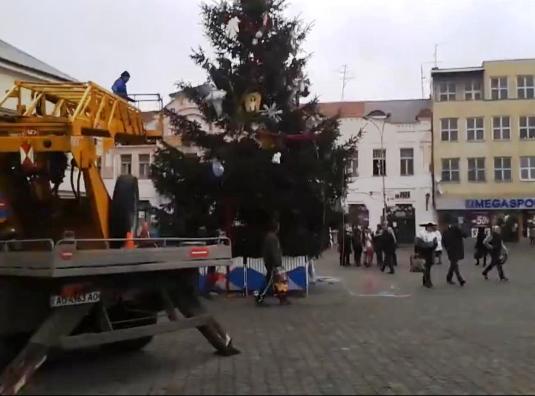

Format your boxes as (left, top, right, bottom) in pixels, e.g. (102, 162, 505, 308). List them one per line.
(0, 81, 162, 241)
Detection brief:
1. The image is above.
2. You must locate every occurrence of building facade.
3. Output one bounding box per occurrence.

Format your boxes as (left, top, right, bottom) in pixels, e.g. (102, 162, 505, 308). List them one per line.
(99, 90, 207, 220)
(432, 59, 535, 241)
(321, 100, 434, 243)
(0, 39, 73, 110)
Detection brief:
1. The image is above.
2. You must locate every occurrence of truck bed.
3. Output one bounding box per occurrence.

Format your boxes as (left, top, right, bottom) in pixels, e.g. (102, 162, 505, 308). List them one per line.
(0, 238, 231, 278)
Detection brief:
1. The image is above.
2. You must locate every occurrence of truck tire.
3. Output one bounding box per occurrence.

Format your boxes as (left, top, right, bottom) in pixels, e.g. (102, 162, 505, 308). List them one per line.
(109, 175, 139, 248)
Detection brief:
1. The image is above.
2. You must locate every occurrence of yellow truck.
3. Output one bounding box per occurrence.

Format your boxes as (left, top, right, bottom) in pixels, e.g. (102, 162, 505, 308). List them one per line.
(0, 81, 238, 395)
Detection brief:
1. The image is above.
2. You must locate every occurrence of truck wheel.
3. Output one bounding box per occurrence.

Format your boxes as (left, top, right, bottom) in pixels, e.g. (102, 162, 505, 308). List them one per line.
(109, 175, 139, 248)
(102, 305, 157, 352)
(0, 334, 29, 370)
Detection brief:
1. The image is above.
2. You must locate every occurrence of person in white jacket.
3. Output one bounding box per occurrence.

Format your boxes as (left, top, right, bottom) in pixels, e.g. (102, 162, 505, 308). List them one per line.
(433, 226, 443, 265)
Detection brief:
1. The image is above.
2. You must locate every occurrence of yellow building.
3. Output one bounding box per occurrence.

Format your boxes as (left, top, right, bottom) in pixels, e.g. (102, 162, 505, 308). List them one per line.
(432, 59, 535, 241)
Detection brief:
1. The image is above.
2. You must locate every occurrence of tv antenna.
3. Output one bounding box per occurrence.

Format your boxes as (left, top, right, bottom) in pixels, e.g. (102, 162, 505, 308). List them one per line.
(339, 64, 355, 100)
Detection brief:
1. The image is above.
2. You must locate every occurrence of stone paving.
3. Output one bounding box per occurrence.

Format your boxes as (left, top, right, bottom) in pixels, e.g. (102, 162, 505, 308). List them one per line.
(24, 242, 535, 395)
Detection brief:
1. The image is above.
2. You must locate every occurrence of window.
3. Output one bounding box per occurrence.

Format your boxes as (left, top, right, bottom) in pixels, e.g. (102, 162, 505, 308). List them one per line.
(520, 116, 535, 140)
(466, 117, 484, 141)
(493, 116, 510, 140)
(491, 77, 508, 100)
(465, 81, 481, 100)
(400, 148, 414, 176)
(441, 118, 458, 141)
(395, 191, 411, 199)
(441, 158, 460, 182)
(439, 82, 456, 101)
(346, 151, 358, 177)
(517, 75, 535, 99)
(494, 157, 512, 182)
(120, 154, 132, 175)
(520, 156, 535, 181)
(468, 157, 486, 182)
(373, 149, 386, 176)
(139, 154, 151, 179)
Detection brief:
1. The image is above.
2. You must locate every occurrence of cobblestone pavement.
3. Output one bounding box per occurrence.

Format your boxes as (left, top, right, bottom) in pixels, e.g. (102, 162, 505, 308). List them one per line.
(24, 242, 535, 395)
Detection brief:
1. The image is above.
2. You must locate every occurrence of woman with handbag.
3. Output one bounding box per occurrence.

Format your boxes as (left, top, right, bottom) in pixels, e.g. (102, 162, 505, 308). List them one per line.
(415, 222, 438, 288)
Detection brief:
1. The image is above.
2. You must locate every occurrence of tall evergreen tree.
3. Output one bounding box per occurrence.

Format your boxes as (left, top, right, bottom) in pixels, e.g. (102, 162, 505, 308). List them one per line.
(152, 0, 356, 256)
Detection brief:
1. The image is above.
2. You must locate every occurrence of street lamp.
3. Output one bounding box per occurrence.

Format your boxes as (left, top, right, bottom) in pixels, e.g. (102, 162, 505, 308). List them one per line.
(363, 110, 391, 223)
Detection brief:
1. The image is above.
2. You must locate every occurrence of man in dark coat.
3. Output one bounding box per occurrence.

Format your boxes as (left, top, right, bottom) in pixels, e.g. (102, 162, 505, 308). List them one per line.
(442, 222, 467, 286)
(256, 219, 290, 305)
(352, 225, 363, 267)
(381, 228, 396, 274)
(373, 224, 384, 267)
(483, 225, 509, 281)
(338, 225, 352, 266)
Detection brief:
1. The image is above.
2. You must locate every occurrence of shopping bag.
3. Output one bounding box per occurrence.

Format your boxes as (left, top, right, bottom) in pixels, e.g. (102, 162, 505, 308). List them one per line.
(410, 255, 425, 272)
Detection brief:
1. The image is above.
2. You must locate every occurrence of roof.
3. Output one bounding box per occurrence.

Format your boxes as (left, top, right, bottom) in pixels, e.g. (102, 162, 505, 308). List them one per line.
(319, 99, 432, 124)
(0, 39, 74, 81)
(431, 66, 483, 75)
(317, 102, 365, 118)
(363, 99, 432, 124)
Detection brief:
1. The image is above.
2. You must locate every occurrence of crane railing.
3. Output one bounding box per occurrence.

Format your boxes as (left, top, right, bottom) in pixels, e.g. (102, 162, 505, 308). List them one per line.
(0, 81, 161, 141)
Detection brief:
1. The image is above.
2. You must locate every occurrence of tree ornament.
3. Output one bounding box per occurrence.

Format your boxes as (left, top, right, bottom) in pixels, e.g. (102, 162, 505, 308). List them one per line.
(243, 92, 262, 112)
(260, 103, 283, 122)
(305, 114, 322, 130)
(211, 158, 225, 178)
(272, 152, 282, 164)
(205, 89, 226, 118)
(252, 30, 263, 46)
(262, 12, 270, 28)
(225, 16, 240, 40)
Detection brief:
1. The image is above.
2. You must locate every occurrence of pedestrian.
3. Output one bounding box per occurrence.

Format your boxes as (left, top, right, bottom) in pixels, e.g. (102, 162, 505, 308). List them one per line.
(529, 222, 535, 246)
(111, 71, 135, 102)
(415, 222, 438, 288)
(338, 225, 352, 266)
(352, 225, 363, 267)
(384, 223, 398, 267)
(363, 228, 374, 267)
(381, 226, 396, 274)
(256, 219, 290, 305)
(441, 221, 467, 286)
(433, 225, 443, 265)
(474, 227, 488, 266)
(373, 224, 384, 267)
(482, 225, 509, 282)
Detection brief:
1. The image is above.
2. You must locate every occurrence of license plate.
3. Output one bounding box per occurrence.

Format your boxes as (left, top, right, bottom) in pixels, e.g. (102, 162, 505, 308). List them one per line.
(50, 291, 101, 307)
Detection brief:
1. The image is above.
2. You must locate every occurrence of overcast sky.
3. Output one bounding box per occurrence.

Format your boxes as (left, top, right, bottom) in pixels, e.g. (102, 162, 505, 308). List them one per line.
(1, 0, 534, 104)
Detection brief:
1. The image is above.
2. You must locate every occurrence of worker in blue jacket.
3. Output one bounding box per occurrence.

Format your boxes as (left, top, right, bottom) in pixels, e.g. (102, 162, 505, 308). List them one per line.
(111, 71, 135, 102)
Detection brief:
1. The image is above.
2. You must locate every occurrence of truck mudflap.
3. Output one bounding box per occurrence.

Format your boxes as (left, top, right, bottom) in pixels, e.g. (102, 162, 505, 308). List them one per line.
(0, 281, 239, 395)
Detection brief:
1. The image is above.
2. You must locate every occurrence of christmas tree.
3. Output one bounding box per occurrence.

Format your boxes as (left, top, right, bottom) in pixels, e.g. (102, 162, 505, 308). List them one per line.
(152, 0, 356, 257)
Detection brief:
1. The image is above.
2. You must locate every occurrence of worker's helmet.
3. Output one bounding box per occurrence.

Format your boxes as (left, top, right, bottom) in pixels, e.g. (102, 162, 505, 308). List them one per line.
(121, 71, 131, 78)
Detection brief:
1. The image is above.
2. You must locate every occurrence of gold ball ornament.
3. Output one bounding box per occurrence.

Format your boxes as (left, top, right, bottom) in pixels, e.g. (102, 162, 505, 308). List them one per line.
(243, 92, 262, 113)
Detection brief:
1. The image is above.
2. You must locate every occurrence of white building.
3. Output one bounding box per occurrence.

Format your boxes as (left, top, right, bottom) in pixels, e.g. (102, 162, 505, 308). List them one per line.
(99, 89, 207, 220)
(0, 38, 74, 112)
(320, 99, 435, 243)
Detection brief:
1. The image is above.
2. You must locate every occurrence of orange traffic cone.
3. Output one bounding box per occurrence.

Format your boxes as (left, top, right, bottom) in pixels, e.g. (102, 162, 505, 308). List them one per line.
(124, 231, 135, 249)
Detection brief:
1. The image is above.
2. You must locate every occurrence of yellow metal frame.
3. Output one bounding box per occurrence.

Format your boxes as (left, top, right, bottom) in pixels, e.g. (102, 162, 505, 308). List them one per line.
(0, 81, 163, 239)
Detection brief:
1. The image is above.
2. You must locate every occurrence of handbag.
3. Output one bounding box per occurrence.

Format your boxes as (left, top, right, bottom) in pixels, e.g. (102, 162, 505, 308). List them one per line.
(410, 255, 425, 272)
(273, 268, 289, 296)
